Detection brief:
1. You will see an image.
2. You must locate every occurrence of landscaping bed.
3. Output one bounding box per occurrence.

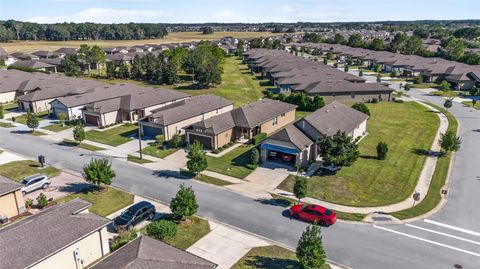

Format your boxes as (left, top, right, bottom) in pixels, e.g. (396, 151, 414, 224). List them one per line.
(391, 103, 458, 219)
(0, 160, 61, 181)
(55, 186, 134, 217)
(278, 102, 439, 207)
(85, 124, 138, 146)
(206, 144, 256, 179)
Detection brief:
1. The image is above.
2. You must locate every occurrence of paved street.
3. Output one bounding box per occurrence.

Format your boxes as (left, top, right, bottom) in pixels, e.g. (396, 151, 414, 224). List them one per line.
(0, 89, 479, 268)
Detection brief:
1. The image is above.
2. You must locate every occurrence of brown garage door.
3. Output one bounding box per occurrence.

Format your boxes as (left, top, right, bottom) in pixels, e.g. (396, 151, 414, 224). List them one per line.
(188, 134, 213, 150)
(85, 114, 100, 126)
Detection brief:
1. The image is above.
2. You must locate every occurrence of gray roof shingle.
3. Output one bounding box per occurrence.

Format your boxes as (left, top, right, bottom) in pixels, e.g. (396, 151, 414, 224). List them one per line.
(0, 175, 23, 196)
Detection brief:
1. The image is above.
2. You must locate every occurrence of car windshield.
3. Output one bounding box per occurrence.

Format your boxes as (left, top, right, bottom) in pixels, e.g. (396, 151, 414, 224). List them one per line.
(121, 209, 134, 219)
(21, 179, 29, 185)
(302, 205, 309, 211)
(324, 209, 333, 216)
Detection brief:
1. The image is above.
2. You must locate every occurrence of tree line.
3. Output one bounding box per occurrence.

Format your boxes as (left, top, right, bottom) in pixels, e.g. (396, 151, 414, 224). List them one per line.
(0, 20, 167, 42)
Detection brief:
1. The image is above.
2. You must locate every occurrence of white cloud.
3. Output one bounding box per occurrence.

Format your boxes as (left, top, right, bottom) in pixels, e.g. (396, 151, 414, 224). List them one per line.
(274, 5, 296, 13)
(211, 9, 245, 23)
(27, 8, 167, 23)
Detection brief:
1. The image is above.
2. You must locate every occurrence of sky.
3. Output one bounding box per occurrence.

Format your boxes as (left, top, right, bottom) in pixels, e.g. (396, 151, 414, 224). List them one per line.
(0, 0, 479, 24)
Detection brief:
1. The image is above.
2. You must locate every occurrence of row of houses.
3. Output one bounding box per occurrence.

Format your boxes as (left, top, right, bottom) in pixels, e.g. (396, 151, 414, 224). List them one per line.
(0, 176, 215, 269)
(291, 43, 480, 90)
(243, 48, 394, 102)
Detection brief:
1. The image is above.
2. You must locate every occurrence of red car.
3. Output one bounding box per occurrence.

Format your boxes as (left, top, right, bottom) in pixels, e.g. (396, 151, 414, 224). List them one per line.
(289, 204, 337, 226)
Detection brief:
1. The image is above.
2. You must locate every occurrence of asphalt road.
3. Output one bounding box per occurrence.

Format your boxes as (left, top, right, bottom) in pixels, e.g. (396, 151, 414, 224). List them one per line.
(0, 90, 479, 268)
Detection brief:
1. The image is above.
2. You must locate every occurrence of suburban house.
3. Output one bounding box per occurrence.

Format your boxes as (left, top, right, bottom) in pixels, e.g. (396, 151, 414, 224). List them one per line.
(0, 47, 17, 66)
(0, 199, 110, 269)
(260, 101, 369, 167)
(91, 235, 217, 269)
(10, 60, 58, 73)
(140, 95, 234, 140)
(0, 175, 25, 220)
(51, 84, 190, 126)
(185, 98, 297, 149)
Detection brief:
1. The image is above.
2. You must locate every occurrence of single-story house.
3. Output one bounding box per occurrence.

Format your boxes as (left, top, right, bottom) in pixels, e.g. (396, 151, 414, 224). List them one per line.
(0, 175, 25, 220)
(0, 199, 110, 269)
(11, 60, 57, 73)
(91, 235, 217, 269)
(260, 101, 369, 167)
(140, 95, 234, 140)
(185, 99, 297, 150)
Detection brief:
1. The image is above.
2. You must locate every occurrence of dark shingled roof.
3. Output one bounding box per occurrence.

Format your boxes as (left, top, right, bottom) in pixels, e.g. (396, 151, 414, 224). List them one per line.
(0, 199, 110, 269)
(264, 124, 313, 150)
(91, 235, 216, 269)
(230, 99, 297, 128)
(190, 112, 236, 135)
(11, 60, 56, 69)
(0, 175, 22, 196)
(303, 101, 369, 137)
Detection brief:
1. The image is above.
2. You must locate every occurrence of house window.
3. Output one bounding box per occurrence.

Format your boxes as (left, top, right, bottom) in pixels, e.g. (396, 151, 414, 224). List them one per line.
(272, 117, 278, 126)
(351, 92, 355, 99)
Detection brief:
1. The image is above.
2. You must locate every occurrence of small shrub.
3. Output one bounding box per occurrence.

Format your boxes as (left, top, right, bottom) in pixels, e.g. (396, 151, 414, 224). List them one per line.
(245, 163, 258, 170)
(25, 198, 33, 209)
(155, 135, 165, 145)
(376, 142, 389, 160)
(351, 103, 370, 116)
(250, 147, 260, 165)
(146, 219, 177, 240)
(412, 75, 423, 84)
(358, 69, 363, 77)
(212, 149, 220, 154)
(394, 99, 404, 103)
(111, 229, 138, 251)
(36, 193, 48, 208)
(252, 133, 267, 145)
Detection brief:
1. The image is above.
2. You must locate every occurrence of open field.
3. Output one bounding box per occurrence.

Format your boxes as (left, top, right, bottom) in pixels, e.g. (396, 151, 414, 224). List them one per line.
(278, 102, 439, 207)
(1, 31, 276, 53)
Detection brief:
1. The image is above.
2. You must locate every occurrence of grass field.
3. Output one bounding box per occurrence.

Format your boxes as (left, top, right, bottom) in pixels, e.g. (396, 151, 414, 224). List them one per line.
(391, 104, 458, 219)
(278, 102, 439, 207)
(0, 160, 61, 181)
(1, 31, 276, 53)
(206, 144, 256, 179)
(56, 186, 134, 217)
(85, 124, 138, 146)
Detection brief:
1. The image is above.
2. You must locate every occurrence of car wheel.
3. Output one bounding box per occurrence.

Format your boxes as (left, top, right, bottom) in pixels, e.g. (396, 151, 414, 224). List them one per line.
(147, 212, 154, 220)
(42, 183, 49, 190)
(293, 213, 299, 219)
(319, 220, 327, 226)
(22, 191, 27, 196)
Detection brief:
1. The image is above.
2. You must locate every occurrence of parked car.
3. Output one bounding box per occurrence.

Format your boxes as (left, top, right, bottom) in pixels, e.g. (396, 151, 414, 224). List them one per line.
(113, 201, 156, 232)
(289, 204, 337, 226)
(20, 174, 50, 196)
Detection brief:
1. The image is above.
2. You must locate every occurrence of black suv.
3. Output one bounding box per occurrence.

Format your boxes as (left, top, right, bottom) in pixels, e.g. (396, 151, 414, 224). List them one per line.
(113, 201, 156, 232)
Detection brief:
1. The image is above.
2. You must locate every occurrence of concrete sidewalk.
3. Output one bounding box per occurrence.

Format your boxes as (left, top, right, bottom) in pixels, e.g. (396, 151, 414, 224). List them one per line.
(273, 100, 449, 215)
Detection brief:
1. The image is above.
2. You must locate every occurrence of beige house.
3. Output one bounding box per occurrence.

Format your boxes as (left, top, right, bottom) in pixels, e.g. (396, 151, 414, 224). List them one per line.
(0, 199, 110, 269)
(0, 175, 25, 220)
(186, 99, 297, 150)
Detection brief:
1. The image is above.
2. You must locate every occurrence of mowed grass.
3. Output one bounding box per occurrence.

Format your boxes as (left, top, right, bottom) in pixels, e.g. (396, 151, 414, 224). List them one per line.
(2, 31, 276, 53)
(85, 124, 138, 146)
(195, 174, 233, 186)
(127, 154, 153, 164)
(41, 123, 72, 132)
(232, 245, 331, 269)
(62, 139, 106, 151)
(142, 145, 177, 159)
(56, 187, 134, 217)
(206, 144, 256, 179)
(462, 100, 480, 110)
(0, 160, 61, 181)
(0, 122, 15, 128)
(392, 103, 458, 219)
(278, 102, 439, 206)
(162, 216, 211, 250)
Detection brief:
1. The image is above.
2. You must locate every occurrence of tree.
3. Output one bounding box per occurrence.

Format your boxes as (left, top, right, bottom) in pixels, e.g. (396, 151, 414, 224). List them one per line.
(82, 158, 116, 189)
(78, 44, 92, 73)
(468, 86, 479, 96)
(186, 140, 208, 175)
(358, 69, 363, 77)
(57, 113, 67, 126)
(201, 26, 214, 35)
(293, 176, 308, 203)
(404, 83, 411, 91)
(36, 193, 48, 208)
(389, 32, 408, 53)
(117, 62, 130, 79)
(296, 224, 327, 269)
(439, 37, 465, 61)
(169, 133, 183, 148)
(26, 111, 39, 132)
(317, 131, 359, 169)
(90, 45, 106, 70)
(376, 142, 389, 160)
(130, 55, 143, 79)
(443, 98, 453, 110)
(402, 36, 425, 55)
(344, 65, 349, 72)
(390, 70, 398, 78)
(333, 33, 347, 45)
(61, 54, 81, 76)
(170, 183, 198, 220)
(439, 131, 461, 154)
(323, 58, 328, 65)
(105, 62, 117, 78)
(348, 33, 364, 47)
(351, 103, 370, 116)
(412, 75, 423, 84)
(369, 38, 385, 51)
(249, 147, 260, 165)
(73, 125, 85, 143)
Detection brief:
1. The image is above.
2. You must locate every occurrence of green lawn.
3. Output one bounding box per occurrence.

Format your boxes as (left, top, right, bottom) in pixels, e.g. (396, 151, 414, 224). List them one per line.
(142, 145, 177, 159)
(232, 246, 330, 269)
(206, 144, 256, 179)
(56, 187, 134, 217)
(391, 104, 458, 219)
(3, 102, 19, 111)
(85, 124, 138, 146)
(0, 122, 15, 128)
(127, 154, 154, 164)
(411, 83, 439, 89)
(461, 100, 480, 110)
(430, 90, 460, 97)
(164, 216, 210, 250)
(0, 160, 61, 181)
(14, 110, 50, 125)
(295, 111, 311, 120)
(41, 124, 72, 132)
(195, 174, 233, 186)
(62, 139, 106, 151)
(30, 130, 47, 136)
(278, 102, 439, 207)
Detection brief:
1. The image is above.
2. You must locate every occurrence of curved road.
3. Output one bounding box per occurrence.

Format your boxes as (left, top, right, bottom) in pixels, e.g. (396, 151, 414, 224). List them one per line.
(0, 90, 478, 268)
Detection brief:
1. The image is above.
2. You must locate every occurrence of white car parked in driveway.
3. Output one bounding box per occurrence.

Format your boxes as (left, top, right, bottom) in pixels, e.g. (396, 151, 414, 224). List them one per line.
(20, 174, 51, 195)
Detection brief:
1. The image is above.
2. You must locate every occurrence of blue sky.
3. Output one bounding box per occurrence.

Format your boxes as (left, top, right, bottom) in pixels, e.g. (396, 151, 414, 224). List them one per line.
(0, 0, 478, 23)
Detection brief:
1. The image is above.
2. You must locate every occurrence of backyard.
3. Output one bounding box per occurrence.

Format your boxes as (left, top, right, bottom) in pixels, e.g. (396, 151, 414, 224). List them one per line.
(0, 160, 61, 181)
(85, 124, 138, 146)
(278, 101, 440, 206)
(206, 144, 256, 179)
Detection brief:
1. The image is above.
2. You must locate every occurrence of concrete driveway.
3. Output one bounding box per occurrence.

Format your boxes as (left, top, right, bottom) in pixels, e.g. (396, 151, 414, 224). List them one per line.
(25, 172, 89, 201)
